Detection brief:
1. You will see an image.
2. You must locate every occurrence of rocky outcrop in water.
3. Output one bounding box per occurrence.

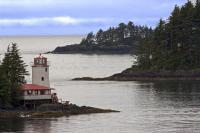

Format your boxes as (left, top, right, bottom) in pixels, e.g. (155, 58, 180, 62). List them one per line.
(73, 69, 200, 81)
(51, 44, 135, 54)
(0, 103, 119, 118)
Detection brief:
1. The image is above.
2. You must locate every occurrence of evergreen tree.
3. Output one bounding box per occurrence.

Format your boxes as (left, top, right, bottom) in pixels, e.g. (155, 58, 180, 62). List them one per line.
(86, 32, 95, 45)
(151, 19, 168, 70)
(78, 21, 151, 48)
(96, 29, 104, 44)
(0, 67, 11, 108)
(192, 0, 200, 67)
(1, 43, 29, 106)
(127, 21, 135, 38)
(136, 0, 200, 71)
(117, 23, 126, 41)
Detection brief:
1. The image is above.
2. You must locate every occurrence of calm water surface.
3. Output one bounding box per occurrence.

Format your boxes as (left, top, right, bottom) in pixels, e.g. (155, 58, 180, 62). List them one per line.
(0, 36, 83, 53)
(0, 37, 200, 133)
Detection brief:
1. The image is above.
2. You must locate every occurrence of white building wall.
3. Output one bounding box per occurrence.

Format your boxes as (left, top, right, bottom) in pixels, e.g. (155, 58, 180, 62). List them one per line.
(22, 95, 52, 100)
(32, 66, 50, 87)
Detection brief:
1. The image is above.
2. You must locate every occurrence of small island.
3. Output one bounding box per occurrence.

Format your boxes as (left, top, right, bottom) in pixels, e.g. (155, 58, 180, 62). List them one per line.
(73, 1, 200, 81)
(51, 22, 152, 54)
(0, 43, 118, 118)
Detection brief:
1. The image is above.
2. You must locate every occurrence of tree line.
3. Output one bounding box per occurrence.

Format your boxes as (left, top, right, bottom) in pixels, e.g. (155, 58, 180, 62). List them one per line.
(52, 22, 153, 54)
(80, 22, 152, 47)
(136, 0, 200, 71)
(0, 43, 28, 108)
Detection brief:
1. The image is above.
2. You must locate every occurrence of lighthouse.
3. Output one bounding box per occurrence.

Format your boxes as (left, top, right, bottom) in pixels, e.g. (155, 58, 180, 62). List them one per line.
(19, 54, 55, 108)
(32, 54, 50, 87)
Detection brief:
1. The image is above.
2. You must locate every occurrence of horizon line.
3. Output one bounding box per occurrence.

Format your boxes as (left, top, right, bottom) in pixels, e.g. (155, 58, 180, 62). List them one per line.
(0, 34, 86, 37)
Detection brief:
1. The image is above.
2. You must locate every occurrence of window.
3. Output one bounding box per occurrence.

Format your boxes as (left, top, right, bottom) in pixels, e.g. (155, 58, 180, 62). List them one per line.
(35, 90, 38, 95)
(27, 90, 32, 95)
(41, 77, 44, 81)
(40, 90, 45, 95)
(45, 68, 48, 72)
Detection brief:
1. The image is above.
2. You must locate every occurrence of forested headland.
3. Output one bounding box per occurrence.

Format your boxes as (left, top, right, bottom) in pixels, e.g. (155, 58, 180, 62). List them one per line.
(51, 22, 152, 54)
(135, 0, 200, 71)
(74, 1, 200, 81)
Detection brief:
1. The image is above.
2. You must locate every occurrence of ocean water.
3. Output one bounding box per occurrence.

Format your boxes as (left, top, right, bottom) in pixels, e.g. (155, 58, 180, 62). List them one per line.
(1, 36, 200, 133)
(0, 36, 84, 54)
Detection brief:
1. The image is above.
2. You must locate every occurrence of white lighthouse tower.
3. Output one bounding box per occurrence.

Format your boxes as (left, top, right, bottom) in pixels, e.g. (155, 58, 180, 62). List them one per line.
(32, 54, 50, 87)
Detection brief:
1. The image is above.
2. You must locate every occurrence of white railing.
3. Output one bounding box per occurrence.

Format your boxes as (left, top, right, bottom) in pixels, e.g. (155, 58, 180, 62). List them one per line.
(21, 95, 52, 100)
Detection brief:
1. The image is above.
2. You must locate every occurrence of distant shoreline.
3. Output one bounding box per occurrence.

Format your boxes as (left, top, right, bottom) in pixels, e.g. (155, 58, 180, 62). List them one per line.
(49, 51, 133, 55)
(0, 35, 85, 37)
(50, 44, 135, 55)
(73, 69, 200, 81)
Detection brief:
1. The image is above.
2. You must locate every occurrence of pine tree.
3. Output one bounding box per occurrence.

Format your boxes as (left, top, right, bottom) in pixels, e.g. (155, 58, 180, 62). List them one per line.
(0, 67, 11, 108)
(149, 19, 167, 70)
(1, 43, 29, 106)
(127, 21, 135, 38)
(96, 29, 104, 44)
(135, 0, 200, 71)
(117, 23, 126, 41)
(193, 0, 200, 67)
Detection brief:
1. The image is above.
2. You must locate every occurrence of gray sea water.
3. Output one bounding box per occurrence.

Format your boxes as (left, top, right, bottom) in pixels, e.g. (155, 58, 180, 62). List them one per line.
(1, 36, 200, 133)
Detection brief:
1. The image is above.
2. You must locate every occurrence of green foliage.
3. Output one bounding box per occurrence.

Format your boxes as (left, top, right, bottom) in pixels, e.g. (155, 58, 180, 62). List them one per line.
(53, 21, 153, 54)
(80, 21, 152, 49)
(80, 32, 95, 45)
(0, 68, 11, 107)
(136, 1, 200, 71)
(1, 43, 29, 107)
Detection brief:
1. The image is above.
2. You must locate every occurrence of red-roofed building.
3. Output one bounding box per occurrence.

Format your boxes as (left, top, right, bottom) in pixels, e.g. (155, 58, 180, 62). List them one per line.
(20, 54, 58, 108)
(21, 84, 52, 100)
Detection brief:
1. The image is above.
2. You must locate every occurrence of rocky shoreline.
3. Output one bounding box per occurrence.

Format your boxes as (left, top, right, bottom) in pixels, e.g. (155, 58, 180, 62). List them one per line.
(50, 44, 135, 54)
(73, 69, 200, 81)
(0, 104, 119, 118)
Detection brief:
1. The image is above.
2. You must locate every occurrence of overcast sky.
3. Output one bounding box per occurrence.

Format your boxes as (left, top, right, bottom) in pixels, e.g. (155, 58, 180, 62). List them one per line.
(0, 0, 193, 35)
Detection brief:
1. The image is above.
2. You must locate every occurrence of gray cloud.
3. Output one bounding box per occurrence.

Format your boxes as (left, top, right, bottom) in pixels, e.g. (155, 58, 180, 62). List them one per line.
(0, 16, 111, 26)
(0, 0, 187, 35)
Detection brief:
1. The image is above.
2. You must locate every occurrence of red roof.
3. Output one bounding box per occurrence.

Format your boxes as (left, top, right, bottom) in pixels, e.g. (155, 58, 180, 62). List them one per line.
(22, 84, 50, 90)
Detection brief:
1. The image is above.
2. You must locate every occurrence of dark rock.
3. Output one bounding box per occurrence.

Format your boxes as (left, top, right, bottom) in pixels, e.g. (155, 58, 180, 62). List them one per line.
(51, 44, 134, 54)
(36, 104, 63, 111)
(72, 70, 200, 81)
(0, 103, 119, 118)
